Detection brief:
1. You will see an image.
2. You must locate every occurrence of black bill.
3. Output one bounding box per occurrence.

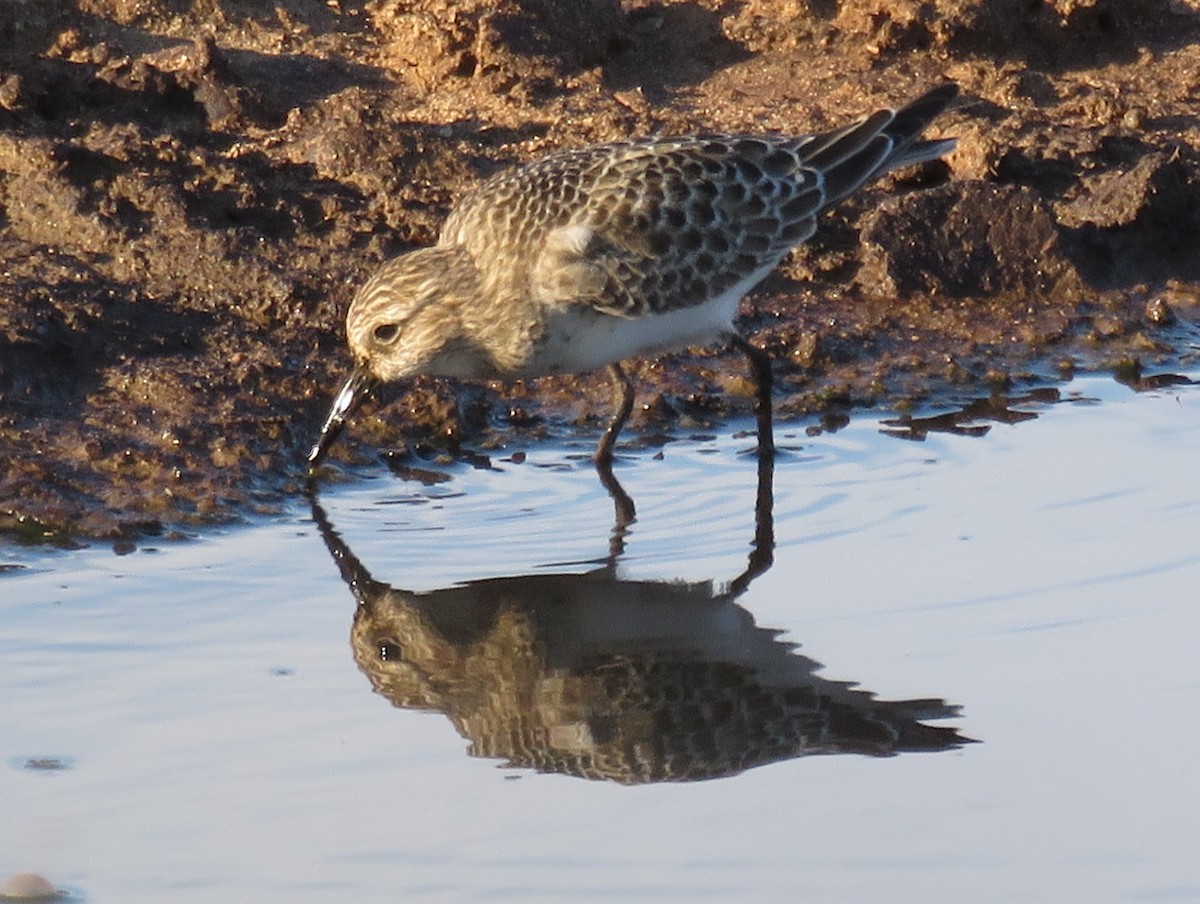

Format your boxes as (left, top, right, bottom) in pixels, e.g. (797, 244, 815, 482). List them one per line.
(307, 367, 377, 469)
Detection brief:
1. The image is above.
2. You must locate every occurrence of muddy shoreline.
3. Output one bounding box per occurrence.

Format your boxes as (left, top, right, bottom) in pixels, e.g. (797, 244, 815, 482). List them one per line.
(2, 0, 1199, 542)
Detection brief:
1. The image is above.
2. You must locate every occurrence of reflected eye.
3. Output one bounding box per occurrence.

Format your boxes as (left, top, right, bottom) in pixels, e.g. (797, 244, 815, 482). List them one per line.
(372, 323, 401, 345)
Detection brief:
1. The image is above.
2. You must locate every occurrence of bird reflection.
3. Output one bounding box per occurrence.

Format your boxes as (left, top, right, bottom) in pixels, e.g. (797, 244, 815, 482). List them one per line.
(308, 453, 971, 784)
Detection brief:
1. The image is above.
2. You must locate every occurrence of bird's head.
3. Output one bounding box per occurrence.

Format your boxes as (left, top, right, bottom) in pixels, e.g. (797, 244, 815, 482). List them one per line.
(307, 246, 482, 470)
(346, 246, 482, 383)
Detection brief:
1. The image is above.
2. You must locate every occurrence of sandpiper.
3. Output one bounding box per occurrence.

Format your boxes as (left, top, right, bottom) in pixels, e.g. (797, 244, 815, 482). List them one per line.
(308, 83, 958, 469)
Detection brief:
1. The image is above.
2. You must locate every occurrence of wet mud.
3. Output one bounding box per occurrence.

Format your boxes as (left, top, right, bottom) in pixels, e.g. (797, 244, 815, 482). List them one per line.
(2, 0, 1199, 540)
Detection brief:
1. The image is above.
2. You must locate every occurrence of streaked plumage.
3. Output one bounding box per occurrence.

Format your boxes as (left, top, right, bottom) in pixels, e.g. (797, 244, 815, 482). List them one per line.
(308, 83, 958, 469)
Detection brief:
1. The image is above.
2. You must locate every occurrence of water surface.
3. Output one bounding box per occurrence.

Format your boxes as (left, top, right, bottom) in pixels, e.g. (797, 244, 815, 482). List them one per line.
(3, 375, 1199, 902)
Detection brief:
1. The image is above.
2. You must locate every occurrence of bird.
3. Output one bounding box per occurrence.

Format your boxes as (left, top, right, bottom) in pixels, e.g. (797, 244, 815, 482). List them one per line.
(307, 83, 958, 470)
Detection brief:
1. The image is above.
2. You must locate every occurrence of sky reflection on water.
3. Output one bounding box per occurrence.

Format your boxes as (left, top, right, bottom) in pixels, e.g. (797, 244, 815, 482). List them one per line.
(2, 374, 1198, 903)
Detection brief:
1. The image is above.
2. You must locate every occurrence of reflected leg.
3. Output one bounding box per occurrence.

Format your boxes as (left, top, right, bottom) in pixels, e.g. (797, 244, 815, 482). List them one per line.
(729, 432, 775, 596)
(595, 455, 636, 558)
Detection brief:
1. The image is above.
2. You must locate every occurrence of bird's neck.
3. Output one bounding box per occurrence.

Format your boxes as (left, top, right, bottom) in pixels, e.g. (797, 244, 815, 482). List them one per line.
(446, 248, 541, 376)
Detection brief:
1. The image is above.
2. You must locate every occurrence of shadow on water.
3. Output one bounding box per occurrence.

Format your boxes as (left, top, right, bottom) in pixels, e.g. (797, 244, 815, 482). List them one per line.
(307, 453, 972, 785)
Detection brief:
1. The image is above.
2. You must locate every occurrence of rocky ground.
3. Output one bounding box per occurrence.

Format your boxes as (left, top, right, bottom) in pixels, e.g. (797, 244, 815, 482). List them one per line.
(2, 0, 1199, 542)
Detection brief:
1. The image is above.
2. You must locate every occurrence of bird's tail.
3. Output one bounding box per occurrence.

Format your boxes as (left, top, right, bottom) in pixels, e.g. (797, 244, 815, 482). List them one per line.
(881, 82, 960, 169)
(799, 82, 959, 207)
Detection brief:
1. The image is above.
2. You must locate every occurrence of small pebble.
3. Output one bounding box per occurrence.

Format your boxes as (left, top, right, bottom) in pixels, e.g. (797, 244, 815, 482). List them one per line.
(22, 757, 68, 772)
(0, 74, 22, 111)
(1144, 297, 1175, 325)
(0, 872, 57, 900)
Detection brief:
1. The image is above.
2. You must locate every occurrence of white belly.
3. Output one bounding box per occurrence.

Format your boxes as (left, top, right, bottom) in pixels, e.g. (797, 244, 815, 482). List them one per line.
(522, 273, 765, 377)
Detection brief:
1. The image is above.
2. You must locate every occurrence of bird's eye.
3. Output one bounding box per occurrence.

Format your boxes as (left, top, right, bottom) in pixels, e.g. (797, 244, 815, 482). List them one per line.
(372, 323, 401, 345)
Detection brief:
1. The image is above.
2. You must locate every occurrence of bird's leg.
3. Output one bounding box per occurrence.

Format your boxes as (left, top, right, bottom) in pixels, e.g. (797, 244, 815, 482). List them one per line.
(729, 334, 775, 459)
(595, 362, 635, 465)
(592, 362, 637, 547)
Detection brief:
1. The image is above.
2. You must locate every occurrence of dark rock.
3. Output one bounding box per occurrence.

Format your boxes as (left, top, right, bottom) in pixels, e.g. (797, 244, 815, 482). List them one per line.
(858, 182, 1082, 300)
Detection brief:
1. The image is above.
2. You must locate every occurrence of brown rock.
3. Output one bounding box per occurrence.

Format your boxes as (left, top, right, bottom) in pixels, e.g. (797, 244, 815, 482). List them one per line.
(858, 182, 1081, 300)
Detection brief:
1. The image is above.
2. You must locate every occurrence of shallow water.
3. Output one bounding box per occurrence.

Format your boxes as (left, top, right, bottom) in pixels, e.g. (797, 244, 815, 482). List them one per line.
(3, 374, 1199, 903)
